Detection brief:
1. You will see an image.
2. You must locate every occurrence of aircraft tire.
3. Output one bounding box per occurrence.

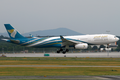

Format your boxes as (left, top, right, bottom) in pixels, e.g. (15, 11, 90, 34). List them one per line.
(62, 51, 66, 54)
(66, 49, 69, 52)
(60, 48, 63, 51)
(57, 51, 60, 53)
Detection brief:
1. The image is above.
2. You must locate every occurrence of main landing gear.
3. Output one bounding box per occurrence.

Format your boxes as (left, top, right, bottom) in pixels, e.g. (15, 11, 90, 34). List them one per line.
(107, 44, 110, 48)
(57, 48, 69, 54)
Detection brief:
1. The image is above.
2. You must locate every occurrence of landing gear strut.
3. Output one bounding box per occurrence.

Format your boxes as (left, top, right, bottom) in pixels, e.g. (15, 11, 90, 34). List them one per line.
(107, 44, 110, 48)
(62, 49, 69, 54)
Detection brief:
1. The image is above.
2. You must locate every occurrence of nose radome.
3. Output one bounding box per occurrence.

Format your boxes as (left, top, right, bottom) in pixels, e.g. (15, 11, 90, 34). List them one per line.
(116, 37, 119, 41)
(118, 37, 119, 40)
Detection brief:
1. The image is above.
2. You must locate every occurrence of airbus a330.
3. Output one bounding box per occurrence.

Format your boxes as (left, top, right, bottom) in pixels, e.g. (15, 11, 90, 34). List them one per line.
(2, 24, 119, 54)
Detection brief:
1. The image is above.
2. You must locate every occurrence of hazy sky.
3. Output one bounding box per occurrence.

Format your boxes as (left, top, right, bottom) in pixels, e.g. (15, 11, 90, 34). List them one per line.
(0, 0, 120, 35)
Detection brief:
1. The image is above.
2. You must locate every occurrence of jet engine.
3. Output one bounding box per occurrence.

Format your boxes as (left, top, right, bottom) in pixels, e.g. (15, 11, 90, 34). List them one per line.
(74, 43, 88, 49)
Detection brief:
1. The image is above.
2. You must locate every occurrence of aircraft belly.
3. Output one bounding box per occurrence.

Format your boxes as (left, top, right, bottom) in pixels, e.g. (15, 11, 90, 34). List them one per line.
(33, 43, 62, 48)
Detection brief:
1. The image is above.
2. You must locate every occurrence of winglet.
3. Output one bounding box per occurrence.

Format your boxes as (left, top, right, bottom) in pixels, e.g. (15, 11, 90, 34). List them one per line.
(30, 34, 34, 37)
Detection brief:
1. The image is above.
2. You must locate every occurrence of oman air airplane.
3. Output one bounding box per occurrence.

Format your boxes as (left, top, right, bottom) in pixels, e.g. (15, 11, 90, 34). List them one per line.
(2, 24, 119, 54)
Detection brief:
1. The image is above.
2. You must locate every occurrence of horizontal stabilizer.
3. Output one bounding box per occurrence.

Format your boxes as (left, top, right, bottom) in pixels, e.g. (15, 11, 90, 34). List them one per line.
(2, 39, 9, 41)
(10, 39, 20, 43)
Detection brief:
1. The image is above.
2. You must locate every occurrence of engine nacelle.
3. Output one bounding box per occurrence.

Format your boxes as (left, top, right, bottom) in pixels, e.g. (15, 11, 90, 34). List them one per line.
(75, 43, 88, 49)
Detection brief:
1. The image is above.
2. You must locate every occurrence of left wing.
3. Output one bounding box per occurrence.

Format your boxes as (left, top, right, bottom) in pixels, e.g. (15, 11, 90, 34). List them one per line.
(60, 35, 76, 46)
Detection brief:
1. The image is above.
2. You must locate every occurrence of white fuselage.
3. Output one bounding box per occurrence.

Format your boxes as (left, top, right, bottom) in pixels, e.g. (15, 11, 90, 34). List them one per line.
(62, 34, 118, 45)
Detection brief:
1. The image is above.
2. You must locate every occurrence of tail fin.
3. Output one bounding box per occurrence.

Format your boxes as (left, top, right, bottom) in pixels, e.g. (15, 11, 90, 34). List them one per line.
(4, 24, 26, 39)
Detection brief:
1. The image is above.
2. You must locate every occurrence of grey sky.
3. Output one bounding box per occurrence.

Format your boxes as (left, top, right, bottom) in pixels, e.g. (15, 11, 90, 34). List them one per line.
(0, 0, 120, 35)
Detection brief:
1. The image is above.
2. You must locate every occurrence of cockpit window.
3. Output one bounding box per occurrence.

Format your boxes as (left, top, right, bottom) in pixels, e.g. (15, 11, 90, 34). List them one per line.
(114, 36, 117, 38)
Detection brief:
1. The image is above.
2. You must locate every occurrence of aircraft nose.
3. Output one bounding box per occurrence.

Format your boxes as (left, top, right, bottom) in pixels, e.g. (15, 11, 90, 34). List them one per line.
(116, 37, 119, 41)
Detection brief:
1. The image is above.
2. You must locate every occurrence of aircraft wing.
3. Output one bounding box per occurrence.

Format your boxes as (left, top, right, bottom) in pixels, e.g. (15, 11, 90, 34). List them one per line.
(60, 35, 76, 46)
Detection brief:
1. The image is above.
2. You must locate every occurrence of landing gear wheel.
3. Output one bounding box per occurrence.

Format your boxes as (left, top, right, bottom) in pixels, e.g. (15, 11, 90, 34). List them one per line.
(66, 49, 69, 52)
(60, 48, 63, 51)
(57, 51, 60, 53)
(62, 51, 66, 54)
(57, 48, 63, 53)
(56, 48, 69, 54)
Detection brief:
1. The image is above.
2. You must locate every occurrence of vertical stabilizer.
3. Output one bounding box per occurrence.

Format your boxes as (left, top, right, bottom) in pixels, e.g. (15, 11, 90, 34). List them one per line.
(4, 24, 26, 39)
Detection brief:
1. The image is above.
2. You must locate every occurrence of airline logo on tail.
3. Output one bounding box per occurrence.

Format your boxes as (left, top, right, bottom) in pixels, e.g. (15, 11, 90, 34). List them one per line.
(8, 29, 17, 38)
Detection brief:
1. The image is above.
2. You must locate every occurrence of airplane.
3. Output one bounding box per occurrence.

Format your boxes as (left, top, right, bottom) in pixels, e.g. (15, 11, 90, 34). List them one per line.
(2, 24, 119, 54)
